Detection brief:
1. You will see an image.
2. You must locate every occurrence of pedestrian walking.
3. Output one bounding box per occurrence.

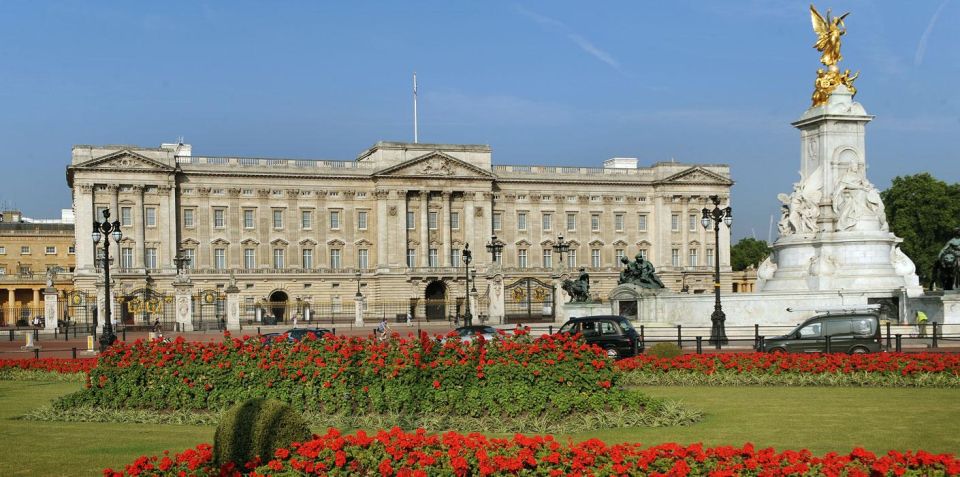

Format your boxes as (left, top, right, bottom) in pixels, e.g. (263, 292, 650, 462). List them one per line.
(406, 311, 412, 327)
(916, 310, 929, 338)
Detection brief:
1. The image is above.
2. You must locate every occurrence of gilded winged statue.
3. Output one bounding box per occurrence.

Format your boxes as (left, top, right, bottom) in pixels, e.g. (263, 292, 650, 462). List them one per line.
(810, 4, 848, 67)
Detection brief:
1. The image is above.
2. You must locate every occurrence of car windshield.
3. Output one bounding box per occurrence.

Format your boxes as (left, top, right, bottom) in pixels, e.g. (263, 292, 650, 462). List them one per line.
(559, 322, 576, 334)
(618, 319, 635, 332)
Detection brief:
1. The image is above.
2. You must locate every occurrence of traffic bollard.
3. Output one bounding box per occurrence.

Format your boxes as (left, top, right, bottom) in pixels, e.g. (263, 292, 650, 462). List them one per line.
(895, 334, 902, 352)
(676, 325, 682, 348)
(886, 322, 892, 351)
(825, 335, 832, 353)
(932, 322, 939, 348)
(72, 347, 77, 359)
(33, 348, 40, 359)
(122, 328, 127, 342)
(696, 336, 703, 354)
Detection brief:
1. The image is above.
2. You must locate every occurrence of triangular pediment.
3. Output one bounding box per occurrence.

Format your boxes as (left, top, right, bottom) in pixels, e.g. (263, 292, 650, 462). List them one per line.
(73, 150, 176, 172)
(658, 166, 733, 186)
(373, 151, 495, 179)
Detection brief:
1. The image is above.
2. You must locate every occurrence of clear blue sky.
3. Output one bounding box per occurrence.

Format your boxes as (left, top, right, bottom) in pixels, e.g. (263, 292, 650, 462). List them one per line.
(1, 1, 957, 241)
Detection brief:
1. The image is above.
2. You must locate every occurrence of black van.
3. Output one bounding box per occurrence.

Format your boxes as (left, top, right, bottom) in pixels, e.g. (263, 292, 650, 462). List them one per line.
(558, 315, 642, 359)
(760, 312, 882, 354)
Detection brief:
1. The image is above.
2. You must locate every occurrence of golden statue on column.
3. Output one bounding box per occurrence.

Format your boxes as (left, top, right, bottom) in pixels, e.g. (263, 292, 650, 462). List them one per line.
(809, 4, 859, 107)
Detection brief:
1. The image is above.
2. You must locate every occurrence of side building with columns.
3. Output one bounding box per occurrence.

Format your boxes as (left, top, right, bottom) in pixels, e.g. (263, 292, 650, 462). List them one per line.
(66, 141, 732, 328)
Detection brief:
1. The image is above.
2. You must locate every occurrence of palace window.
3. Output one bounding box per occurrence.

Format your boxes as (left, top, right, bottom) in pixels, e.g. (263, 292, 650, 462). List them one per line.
(329, 210, 340, 230)
(706, 248, 715, 265)
(45, 246, 56, 255)
(428, 211, 438, 230)
(591, 214, 600, 232)
(615, 248, 625, 263)
(638, 249, 648, 259)
(591, 249, 600, 268)
(567, 213, 577, 231)
(451, 249, 460, 267)
(301, 210, 313, 230)
(20, 245, 30, 255)
(272, 210, 284, 229)
(357, 211, 368, 230)
(302, 249, 313, 269)
(518, 249, 528, 269)
(689, 214, 697, 232)
(183, 209, 195, 228)
(243, 210, 255, 229)
(689, 248, 698, 267)
(243, 248, 256, 269)
(145, 248, 158, 269)
(215, 248, 227, 270)
(542, 213, 552, 231)
(120, 207, 132, 226)
(517, 212, 527, 231)
(638, 214, 647, 232)
(407, 211, 415, 230)
(542, 249, 552, 268)
(567, 249, 577, 268)
(615, 213, 624, 232)
(214, 209, 225, 228)
(406, 249, 416, 267)
(671, 214, 680, 232)
(121, 248, 133, 268)
(357, 249, 369, 269)
(273, 249, 285, 269)
(450, 212, 460, 230)
(0, 246, 6, 255)
(145, 208, 157, 227)
(428, 248, 438, 267)
(671, 248, 680, 267)
(68, 245, 76, 254)
(183, 249, 195, 269)
(492, 212, 502, 231)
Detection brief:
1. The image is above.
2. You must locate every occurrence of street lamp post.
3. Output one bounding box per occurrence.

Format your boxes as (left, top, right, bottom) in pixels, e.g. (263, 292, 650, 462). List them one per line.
(355, 271, 363, 299)
(462, 243, 473, 327)
(701, 195, 732, 346)
(552, 234, 571, 269)
(485, 235, 504, 266)
(92, 209, 122, 353)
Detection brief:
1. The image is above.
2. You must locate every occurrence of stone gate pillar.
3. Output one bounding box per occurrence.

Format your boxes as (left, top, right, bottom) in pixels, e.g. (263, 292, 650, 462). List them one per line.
(43, 287, 59, 331)
(354, 295, 365, 327)
(486, 271, 504, 324)
(174, 281, 194, 332)
(225, 281, 241, 331)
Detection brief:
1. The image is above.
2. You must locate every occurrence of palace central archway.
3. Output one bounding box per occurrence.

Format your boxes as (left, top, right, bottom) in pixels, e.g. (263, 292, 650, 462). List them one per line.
(424, 281, 446, 321)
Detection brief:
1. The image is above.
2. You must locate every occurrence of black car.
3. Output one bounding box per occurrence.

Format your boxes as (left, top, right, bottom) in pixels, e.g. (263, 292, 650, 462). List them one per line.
(558, 315, 642, 359)
(262, 328, 332, 344)
(449, 325, 499, 343)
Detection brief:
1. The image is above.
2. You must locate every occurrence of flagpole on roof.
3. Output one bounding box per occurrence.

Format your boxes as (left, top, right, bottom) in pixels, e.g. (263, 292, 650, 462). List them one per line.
(413, 72, 419, 144)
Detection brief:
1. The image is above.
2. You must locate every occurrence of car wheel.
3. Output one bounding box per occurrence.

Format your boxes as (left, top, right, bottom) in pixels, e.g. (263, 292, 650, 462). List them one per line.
(605, 347, 619, 359)
(768, 347, 786, 354)
(850, 346, 869, 354)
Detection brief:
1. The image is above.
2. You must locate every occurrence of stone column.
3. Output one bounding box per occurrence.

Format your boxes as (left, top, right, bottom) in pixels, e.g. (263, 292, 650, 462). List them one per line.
(6, 289, 14, 326)
(197, 187, 212, 268)
(75, 184, 95, 273)
(464, 192, 475, 254)
(396, 190, 408, 267)
(225, 281, 241, 331)
(108, 185, 120, 268)
(132, 185, 146, 268)
(162, 185, 178, 272)
(441, 192, 451, 266)
(43, 287, 58, 331)
(173, 281, 195, 332)
(228, 188, 242, 268)
(419, 191, 429, 267)
(376, 190, 388, 268)
(32, 288, 40, 313)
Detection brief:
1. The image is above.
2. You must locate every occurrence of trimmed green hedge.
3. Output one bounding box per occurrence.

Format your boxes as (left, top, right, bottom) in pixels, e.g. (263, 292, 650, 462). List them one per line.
(213, 398, 311, 467)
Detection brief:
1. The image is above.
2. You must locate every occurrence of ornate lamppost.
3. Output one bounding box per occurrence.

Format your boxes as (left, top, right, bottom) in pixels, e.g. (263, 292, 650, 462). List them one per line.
(355, 271, 363, 299)
(485, 235, 504, 267)
(462, 243, 473, 327)
(701, 195, 732, 346)
(552, 234, 571, 269)
(92, 209, 122, 352)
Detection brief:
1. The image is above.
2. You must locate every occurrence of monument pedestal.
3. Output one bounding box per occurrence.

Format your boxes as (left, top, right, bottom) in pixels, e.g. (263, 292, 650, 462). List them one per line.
(43, 287, 59, 331)
(758, 86, 922, 299)
(173, 282, 194, 332)
(225, 282, 241, 331)
(941, 292, 960, 325)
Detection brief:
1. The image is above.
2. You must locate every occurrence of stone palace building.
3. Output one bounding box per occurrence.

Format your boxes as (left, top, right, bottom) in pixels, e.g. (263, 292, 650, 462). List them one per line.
(66, 141, 732, 327)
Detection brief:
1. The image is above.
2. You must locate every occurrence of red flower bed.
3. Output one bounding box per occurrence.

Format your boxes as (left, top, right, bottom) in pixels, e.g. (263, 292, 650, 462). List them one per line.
(616, 352, 960, 376)
(106, 428, 960, 476)
(0, 357, 96, 374)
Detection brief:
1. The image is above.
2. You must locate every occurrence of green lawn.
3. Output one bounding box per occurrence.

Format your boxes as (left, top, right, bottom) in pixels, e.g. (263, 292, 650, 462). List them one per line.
(0, 381, 957, 476)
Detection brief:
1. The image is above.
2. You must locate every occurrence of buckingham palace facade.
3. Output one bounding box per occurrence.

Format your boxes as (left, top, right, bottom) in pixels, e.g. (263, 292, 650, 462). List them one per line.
(66, 141, 732, 326)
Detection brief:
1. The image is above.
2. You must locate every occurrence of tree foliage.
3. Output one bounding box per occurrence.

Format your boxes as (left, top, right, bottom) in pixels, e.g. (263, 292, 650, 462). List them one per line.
(730, 238, 771, 271)
(881, 173, 960, 287)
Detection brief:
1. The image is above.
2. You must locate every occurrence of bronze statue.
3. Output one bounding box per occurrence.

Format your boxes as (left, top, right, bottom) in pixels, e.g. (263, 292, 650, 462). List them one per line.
(618, 254, 665, 289)
(561, 268, 592, 303)
(934, 227, 960, 290)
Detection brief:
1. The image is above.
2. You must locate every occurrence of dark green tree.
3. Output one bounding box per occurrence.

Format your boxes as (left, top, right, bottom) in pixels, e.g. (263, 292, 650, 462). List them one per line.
(730, 237, 771, 271)
(881, 173, 960, 287)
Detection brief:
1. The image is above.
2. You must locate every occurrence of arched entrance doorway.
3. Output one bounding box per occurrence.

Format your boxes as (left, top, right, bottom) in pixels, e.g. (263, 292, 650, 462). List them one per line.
(269, 291, 289, 323)
(424, 281, 446, 322)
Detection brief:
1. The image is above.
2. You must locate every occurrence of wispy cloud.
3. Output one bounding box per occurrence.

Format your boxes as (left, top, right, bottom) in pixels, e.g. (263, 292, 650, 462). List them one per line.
(424, 90, 575, 126)
(514, 5, 621, 71)
(915, 0, 951, 66)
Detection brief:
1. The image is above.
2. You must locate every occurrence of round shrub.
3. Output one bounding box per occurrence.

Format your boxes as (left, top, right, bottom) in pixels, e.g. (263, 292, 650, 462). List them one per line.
(213, 398, 311, 467)
(647, 342, 683, 358)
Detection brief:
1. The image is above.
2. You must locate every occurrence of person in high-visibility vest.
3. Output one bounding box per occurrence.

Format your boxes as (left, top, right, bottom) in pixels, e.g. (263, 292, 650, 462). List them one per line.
(916, 310, 929, 338)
